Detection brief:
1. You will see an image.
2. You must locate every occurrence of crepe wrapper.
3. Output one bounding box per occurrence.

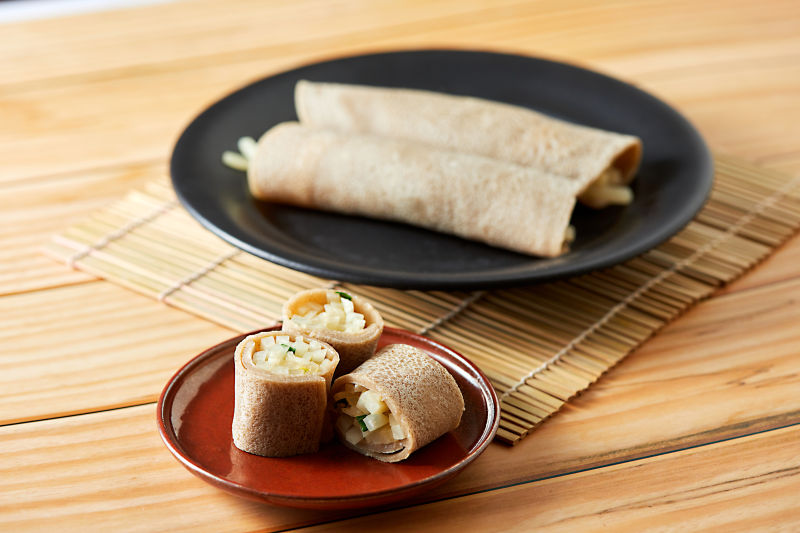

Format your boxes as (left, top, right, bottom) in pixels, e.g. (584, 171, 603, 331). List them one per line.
(331, 343, 465, 463)
(295, 80, 642, 204)
(231, 331, 339, 457)
(281, 288, 384, 376)
(248, 122, 577, 257)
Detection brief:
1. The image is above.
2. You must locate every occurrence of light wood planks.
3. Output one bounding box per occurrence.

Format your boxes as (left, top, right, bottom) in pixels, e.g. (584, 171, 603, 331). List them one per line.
(2, 406, 797, 532)
(420, 277, 800, 497)
(0, 0, 796, 300)
(0, 0, 533, 88)
(0, 282, 234, 425)
(42, 157, 800, 443)
(1, 0, 800, 529)
(0, 276, 797, 522)
(1, 1, 799, 183)
(0, 405, 343, 533)
(298, 425, 800, 532)
(2, 0, 797, 92)
(0, 162, 164, 295)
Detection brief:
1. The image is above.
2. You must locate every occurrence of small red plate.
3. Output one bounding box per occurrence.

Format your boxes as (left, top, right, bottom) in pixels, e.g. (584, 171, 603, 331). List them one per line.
(157, 326, 499, 509)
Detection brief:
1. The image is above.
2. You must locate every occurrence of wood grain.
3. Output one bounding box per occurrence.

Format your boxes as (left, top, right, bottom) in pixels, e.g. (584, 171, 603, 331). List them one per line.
(0, 405, 344, 533)
(0, 277, 797, 529)
(1, 0, 796, 92)
(425, 276, 800, 496)
(0, 162, 164, 295)
(2, 406, 796, 532)
(0, 282, 234, 424)
(299, 425, 800, 532)
(1, 1, 798, 183)
(39, 156, 799, 443)
(1, 0, 799, 529)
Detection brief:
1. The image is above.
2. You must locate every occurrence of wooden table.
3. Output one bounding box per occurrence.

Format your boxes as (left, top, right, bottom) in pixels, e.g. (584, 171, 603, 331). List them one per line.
(2, 1, 799, 530)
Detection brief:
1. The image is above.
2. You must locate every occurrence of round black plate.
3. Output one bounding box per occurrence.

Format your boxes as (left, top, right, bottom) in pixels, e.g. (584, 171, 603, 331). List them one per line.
(170, 49, 713, 289)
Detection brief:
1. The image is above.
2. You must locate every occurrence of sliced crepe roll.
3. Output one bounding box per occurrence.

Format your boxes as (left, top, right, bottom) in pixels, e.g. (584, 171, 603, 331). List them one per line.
(282, 288, 384, 376)
(248, 122, 577, 257)
(331, 344, 464, 463)
(295, 80, 642, 208)
(232, 331, 339, 457)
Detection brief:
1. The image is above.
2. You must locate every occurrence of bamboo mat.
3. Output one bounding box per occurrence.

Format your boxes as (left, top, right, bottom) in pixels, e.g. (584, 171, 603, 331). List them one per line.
(44, 155, 800, 445)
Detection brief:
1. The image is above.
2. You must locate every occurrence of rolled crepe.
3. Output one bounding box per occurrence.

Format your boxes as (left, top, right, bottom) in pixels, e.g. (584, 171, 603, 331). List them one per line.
(232, 331, 339, 457)
(331, 344, 464, 462)
(282, 288, 384, 376)
(295, 80, 643, 208)
(248, 122, 577, 257)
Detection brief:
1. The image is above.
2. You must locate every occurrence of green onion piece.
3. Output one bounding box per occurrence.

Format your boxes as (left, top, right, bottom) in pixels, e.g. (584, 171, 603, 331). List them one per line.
(280, 343, 296, 353)
(335, 291, 352, 301)
(355, 415, 368, 432)
(335, 398, 349, 408)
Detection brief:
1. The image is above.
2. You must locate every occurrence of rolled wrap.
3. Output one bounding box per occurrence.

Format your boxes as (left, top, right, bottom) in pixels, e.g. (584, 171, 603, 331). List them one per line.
(248, 122, 577, 257)
(295, 80, 643, 207)
(282, 288, 384, 376)
(331, 344, 464, 462)
(232, 331, 339, 457)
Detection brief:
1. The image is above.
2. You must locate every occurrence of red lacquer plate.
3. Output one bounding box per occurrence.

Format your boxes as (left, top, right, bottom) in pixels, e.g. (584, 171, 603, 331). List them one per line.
(157, 326, 499, 510)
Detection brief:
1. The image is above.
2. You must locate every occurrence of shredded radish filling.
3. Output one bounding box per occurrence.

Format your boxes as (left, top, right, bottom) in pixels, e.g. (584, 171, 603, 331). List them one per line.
(245, 334, 333, 375)
(334, 383, 406, 447)
(222, 136, 257, 171)
(288, 290, 367, 333)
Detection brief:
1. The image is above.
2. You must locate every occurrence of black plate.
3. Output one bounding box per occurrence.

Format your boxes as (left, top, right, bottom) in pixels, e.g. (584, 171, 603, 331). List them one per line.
(170, 49, 713, 289)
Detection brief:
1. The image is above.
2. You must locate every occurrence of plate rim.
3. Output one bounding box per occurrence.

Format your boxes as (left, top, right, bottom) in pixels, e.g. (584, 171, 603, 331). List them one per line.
(156, 325, 500, 508)
(170, 48, 714, 289)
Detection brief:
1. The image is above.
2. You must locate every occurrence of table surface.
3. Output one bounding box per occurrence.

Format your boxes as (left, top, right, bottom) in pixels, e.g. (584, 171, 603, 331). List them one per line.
(2, 0, 799, 531)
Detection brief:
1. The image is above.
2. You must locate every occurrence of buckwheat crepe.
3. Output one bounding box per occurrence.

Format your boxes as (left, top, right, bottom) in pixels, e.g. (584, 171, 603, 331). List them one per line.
(295, 80, 643, 208)
(247, 122, 577, 257)
(282, 288, 384, 376)
(232, 331, 339, 457)
(331, 344, 464, 462)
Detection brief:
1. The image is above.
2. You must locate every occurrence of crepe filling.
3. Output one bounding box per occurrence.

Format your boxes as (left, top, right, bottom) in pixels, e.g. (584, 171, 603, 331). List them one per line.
(246, 334, 334, 375)
(288, 290, 367, 333)
(334, 383, 407, 448)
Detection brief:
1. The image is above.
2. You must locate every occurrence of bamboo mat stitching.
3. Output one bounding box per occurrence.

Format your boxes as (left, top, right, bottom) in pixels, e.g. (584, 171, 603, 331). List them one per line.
(159, 249, 242, 302)
(44, 157, 800, 444)
(67, 200, 178, 267)
(418, 291, 486, 335)
(498, 170, 800, 402)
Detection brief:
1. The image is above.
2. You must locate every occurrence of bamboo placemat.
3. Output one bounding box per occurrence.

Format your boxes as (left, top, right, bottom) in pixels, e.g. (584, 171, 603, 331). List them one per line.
(45, 155, 800, 444)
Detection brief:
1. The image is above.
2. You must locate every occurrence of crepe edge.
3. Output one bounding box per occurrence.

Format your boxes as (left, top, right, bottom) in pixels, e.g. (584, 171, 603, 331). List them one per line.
(330, 344, 464, 463)
(231, 331, 339, 457)
(282, 288, 384, 375)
